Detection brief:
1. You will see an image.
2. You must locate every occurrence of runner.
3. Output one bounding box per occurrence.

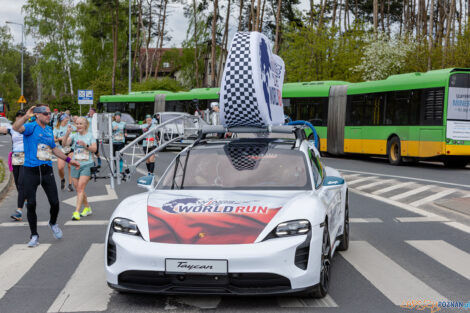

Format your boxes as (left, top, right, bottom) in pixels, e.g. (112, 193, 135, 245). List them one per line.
(140, 114, 157, 175)
(111, 112, 126, 173)
(53, 114, 73, 192)
(0, 110, 27, 221)
(12, 105, 80, 247)
(87, 108, 101, 167)
(63, 117, 97, 221)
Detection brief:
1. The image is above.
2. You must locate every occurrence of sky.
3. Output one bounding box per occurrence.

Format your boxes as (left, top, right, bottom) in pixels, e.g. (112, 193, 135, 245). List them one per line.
(0, 0, 310, 51)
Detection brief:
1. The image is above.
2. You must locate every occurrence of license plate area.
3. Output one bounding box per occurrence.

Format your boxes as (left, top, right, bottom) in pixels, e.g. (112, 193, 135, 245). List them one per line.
(165, 259, 228, 274)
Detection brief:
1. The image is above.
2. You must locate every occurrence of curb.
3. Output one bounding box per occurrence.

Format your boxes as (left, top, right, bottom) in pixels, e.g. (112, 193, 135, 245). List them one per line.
(0, 157, 13, 202)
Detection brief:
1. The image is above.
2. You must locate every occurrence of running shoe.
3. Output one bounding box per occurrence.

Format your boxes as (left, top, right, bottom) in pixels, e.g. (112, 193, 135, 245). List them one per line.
(61, 179, 65, 190)
(10, 209, 22, 221)
(28, 235, 39, 248)
(49, 223, 63, 239)
(72, 211, 80, 220)
(80, 207, 92, 217)
(68, 184, 74, 192)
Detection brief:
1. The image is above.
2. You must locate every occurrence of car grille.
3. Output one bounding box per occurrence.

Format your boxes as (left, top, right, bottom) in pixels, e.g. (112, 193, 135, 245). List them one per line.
(117, 271, 292, 294)
(107, 229, 116, 266)
(294, 232, 311, 270)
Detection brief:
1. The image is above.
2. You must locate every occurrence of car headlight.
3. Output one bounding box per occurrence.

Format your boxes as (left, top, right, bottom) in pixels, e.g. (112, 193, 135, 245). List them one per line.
(275, 220, 310, 237)
(112, 218, 140, 236)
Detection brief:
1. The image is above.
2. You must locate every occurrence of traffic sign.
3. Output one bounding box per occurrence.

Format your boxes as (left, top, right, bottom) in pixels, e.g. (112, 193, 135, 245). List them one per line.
(78, 89, 93, 105)
(17, 95, 27, 103)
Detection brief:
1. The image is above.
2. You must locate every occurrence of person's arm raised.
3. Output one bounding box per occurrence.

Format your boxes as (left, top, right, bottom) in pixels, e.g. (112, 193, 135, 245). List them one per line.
(13, 106, 35, 133)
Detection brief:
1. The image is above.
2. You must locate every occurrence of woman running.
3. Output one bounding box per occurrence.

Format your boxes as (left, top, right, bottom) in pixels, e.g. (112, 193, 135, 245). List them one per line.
(111, 112, 126, 173)
(0, 110, 27, 221)
(140, 114, 157, 175)
(53, 114, 73, 191)
(63, 117, 97, 221)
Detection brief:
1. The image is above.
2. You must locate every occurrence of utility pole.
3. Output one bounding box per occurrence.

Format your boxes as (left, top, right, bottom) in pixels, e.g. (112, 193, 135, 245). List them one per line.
(129, 0, 132, 94)
(6, 21, 24, 109)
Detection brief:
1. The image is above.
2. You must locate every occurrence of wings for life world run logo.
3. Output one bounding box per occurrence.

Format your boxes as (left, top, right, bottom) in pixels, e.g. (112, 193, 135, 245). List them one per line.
(161, 197, 275, 215)
(259, 37, 283, 122)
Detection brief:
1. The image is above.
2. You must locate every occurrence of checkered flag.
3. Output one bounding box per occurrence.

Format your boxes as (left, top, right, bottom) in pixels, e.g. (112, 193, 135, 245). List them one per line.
(221, 32, 263, 128)
(224, 143, 268, 171)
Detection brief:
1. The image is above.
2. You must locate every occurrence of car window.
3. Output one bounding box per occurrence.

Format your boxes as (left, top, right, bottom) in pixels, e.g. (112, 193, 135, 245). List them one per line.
(157, 144, 312, 190)
(161, 113, 183, 122)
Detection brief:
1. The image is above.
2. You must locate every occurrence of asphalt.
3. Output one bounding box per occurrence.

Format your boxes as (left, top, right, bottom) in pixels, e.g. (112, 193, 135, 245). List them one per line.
(0, 134, 469, 313)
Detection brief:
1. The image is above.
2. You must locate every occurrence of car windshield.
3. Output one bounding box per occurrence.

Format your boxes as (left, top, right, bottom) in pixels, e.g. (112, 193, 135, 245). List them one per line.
(157, 142, 311, 190)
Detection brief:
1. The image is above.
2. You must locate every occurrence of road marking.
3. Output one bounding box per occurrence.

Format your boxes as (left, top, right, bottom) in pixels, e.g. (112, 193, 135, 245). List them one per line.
(0, 221, 49, 227)
(350, 188, 448, 222)
(48, 243, 111, 312)
(408, 189, 456, 207)
(341, 173, 361, 180)
(346, 177, 377, 186)
(341, 241, 448, 305)
(444, 222, 470, 235)
(406, 240, 470, 280)
(356, 179, 395, 191)
(63, 184, 117, 206)
(337, 168, 470, 189)
(64, 220, 108, 226)
(389, 185, 433, 201)
(173, 296, 222, 309)
(350, 218, 383, 223)
(0, 244, 51, 300)
(372, 182, 414, 195)
(278, 295, 338, 307)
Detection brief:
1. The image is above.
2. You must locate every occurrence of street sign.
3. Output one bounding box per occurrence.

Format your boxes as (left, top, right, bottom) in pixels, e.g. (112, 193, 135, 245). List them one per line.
(78, 89, 93, 105)
(17, 95, 27, 103)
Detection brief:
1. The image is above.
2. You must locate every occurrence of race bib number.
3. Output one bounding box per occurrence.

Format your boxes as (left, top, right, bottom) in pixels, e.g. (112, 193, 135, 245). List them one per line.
(114, 133, 124, 142)
(12, 152, 25, 165)
(146, 138, 155, 147)
(37, 144, 52, 161)
(74, 147, 89, 162)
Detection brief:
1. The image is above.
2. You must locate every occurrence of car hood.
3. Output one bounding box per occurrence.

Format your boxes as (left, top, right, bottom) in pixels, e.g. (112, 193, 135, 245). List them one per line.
(147, 190, 303, 244)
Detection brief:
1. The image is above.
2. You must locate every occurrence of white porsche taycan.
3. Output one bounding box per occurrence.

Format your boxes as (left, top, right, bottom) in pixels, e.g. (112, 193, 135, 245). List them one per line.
(105, 125, 349, 298)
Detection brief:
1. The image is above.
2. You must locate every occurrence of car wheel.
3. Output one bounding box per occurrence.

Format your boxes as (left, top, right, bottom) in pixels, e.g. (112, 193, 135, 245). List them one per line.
(311, 221, 331, 298)
(337, 193, 349, 251)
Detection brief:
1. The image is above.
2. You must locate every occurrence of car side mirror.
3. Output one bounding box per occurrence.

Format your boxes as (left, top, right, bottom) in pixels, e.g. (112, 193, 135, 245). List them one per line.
(137, 175, 155, 191)
(323, 176, 345, 188)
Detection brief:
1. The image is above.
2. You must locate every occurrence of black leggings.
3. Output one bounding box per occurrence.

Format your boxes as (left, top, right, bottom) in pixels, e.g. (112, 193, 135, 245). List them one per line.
(12, 165, 26, 209)
(23, 165, 60, 237)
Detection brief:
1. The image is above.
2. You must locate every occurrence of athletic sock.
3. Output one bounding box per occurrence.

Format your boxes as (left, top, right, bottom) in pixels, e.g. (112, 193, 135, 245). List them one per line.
(146, 163, 151, 173)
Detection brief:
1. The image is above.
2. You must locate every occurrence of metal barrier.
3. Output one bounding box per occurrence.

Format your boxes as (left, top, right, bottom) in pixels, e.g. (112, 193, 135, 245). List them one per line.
(115, 115, 205, 185)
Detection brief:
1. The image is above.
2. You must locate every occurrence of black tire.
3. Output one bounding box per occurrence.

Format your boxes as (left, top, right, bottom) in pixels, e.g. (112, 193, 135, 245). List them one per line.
(443, 157, 470, 168)
(311, 221, 331, 298)
(337, 193, 349, 251)
(387, 136, 402, 165)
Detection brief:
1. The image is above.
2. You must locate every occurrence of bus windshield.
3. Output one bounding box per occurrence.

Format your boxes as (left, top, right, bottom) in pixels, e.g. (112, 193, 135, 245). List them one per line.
(448, 73, 470, 121)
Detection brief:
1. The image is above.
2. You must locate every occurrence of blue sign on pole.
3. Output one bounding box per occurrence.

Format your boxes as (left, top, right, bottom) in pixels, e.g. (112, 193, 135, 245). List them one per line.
(78, 89, 93, 105)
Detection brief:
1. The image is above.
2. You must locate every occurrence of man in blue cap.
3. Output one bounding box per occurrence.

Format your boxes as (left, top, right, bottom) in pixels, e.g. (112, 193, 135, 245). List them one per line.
(13, 104, 80, 247)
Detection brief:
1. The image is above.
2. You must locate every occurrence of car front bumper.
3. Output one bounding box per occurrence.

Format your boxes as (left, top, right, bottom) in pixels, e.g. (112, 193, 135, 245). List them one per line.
(106, 229, 323, 295)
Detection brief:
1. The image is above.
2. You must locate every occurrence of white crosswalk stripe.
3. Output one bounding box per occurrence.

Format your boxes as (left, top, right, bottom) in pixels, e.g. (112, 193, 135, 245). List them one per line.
(48, 244, 112, 312)
(340, 241, 448, 305)
(372, 182, 414, 195)
(350, 218, 383, 223)
(389, 185, 433, 201)
(406, 240, 470, 280)
(346, 177, 377, 186)
(278, 295, 338, 307)
(408, 189, 456, 207)
(0, 244, 51, 300)
(356, 179, 395, 191)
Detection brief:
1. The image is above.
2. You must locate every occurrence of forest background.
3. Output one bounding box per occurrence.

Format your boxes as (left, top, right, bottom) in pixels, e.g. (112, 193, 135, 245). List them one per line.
(0, 0, 469, 118)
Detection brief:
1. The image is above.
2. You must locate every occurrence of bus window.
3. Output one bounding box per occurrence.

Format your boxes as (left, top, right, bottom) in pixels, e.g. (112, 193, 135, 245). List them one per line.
(422, 88, 444, 125)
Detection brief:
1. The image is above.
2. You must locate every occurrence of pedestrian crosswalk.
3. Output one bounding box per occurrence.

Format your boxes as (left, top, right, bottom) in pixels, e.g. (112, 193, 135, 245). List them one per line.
(0, 239, 468, 312)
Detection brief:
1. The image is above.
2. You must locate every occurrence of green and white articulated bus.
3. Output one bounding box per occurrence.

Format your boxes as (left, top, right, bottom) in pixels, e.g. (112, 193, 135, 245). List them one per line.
(99, 68, 470, 167)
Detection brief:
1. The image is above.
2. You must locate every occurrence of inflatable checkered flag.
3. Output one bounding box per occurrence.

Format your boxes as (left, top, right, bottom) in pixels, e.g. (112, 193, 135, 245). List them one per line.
(219, 32, 285, 128)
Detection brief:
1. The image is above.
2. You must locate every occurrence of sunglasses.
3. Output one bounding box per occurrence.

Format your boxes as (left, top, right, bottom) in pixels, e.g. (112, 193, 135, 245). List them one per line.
(40, 112, 52, 116)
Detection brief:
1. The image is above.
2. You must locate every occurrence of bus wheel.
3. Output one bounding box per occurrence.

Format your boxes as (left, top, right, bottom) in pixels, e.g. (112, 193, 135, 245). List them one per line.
(443, 157, 470, 168)
(387, 137, 402, 166)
